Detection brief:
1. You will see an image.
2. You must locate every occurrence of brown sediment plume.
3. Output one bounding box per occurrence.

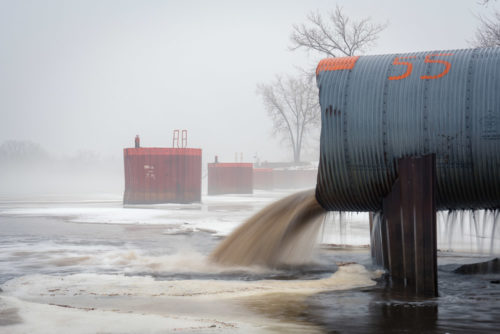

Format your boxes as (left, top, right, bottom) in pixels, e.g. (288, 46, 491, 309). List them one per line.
(209, 189, 326, 267)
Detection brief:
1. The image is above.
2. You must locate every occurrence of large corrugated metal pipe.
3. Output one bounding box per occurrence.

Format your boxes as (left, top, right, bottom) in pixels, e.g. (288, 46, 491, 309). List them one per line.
(315, 48, 500, 211)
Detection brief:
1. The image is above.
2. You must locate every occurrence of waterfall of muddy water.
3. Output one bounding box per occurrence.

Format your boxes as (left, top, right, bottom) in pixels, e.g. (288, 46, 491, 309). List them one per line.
(210, 189, 326, 267)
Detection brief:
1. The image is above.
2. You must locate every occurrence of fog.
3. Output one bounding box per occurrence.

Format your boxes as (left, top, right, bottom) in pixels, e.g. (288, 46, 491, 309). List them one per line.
(0, 0, 494, 196)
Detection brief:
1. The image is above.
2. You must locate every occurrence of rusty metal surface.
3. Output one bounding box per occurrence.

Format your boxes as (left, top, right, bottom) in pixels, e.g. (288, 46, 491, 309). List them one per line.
(123, 148, 202, 204)
(315, 48, 500, 211)
(253, 168, 274, 190)
(381, 155, 437, 297)
(272, 169, 318, 189)
(207, 163, 253, 195)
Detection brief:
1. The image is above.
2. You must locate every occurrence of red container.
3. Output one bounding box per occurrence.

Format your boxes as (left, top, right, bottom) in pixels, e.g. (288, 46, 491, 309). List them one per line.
(272, 169, 318, 189)
(123, 147, 202, 204)
(207, 163, 253, 195)
(253, 168, 274, 190)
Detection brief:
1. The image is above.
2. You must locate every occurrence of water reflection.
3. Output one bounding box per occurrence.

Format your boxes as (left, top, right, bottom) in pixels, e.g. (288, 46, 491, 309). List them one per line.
(303, 283, 437, 333)
(302, 269, 500, 334)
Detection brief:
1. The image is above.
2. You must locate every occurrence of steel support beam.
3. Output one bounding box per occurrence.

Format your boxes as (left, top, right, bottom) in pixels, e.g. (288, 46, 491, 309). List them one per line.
(370, 154, 438, 297)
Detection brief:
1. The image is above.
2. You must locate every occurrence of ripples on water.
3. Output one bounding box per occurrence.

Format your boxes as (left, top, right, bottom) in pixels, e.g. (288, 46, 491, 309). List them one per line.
(1, 199, 499, 333)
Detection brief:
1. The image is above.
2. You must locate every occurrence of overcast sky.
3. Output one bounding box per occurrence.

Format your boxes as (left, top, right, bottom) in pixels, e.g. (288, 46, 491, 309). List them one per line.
(0, 0, 496, 163)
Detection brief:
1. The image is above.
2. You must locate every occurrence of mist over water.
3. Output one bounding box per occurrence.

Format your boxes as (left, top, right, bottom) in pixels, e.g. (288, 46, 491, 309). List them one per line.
(1, 1, 499, 332)
(0, 140, 122, 198)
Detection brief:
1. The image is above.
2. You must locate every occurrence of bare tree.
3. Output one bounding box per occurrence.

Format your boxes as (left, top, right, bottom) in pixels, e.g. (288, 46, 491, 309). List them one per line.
(472, 10, 500, 47)
(289, 5, 387, 58)
(257, 74, 319, 163)
(470, 0, 500, 47)
(0, 140, 49, 164)
(259, 6, 385, 163)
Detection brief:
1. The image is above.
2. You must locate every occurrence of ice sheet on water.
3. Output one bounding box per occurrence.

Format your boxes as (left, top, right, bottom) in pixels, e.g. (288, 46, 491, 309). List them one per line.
(0, 295, 247, 334)
(0, 193, 373, 246)
(0, 191, 313, 237)
(0, 202, 249, 237)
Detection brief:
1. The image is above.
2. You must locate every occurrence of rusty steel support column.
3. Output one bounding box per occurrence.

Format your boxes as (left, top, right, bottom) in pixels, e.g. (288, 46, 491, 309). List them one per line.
(371, 154, 437, 297)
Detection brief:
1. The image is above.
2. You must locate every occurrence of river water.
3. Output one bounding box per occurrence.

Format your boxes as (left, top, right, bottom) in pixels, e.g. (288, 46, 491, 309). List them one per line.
(0, 191, 499, 333)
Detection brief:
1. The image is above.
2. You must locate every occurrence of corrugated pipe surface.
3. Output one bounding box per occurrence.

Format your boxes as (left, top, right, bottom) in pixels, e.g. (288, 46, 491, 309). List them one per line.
(315, 48, 500, 211)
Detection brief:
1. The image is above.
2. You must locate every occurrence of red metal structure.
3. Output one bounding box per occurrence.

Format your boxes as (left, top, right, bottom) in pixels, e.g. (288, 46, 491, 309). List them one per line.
(123, 132, 201, 204)
(207, 162, 253, 195)
(272, 169, 317, 189)
(253, 168, 274, 190)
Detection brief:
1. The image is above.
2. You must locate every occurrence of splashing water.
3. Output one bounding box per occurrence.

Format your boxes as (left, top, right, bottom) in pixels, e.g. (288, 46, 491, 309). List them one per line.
(210, 188, 500, 269)
(209, 189, 326, 267)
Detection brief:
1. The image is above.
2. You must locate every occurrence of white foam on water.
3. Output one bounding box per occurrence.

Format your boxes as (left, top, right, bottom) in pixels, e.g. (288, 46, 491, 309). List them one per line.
(0, 264, 378, 334)
(0, 192, 380, 333)
(1, 264, 378, 301)
(0, 239, 281, 279)
(72, 249, 282, 276)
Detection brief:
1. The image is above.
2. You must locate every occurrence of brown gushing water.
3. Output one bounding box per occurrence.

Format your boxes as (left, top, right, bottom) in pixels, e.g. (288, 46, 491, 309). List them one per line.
(210, 189, 327, 267)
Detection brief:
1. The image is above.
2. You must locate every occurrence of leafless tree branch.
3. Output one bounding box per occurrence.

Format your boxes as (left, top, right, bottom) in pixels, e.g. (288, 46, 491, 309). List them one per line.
(479, 0, 496, 5)
(471, 10, 500, 47)
(289, 5, 387, 57)
(256, 74, 320, 163)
